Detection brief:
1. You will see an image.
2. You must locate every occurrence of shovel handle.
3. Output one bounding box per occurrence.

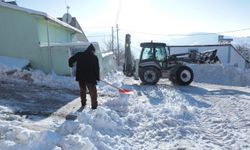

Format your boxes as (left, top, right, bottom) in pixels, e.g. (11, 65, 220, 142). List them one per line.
(100, 80, 121, 90)
(100, 80, 134, 94)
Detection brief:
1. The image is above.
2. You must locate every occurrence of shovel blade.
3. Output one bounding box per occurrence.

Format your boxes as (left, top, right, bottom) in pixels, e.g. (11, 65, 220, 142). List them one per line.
(118, 89, 134, 95)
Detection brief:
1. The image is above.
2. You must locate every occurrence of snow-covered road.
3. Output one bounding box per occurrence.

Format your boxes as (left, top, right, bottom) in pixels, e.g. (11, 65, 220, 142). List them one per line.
(0, 63, 250, 149)
(178, 83, 250, 149)
(103, 77, 250, 149)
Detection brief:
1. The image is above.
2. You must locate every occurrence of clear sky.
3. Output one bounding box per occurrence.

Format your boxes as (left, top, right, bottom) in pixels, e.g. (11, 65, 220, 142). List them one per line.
(16, 0, 250, 47)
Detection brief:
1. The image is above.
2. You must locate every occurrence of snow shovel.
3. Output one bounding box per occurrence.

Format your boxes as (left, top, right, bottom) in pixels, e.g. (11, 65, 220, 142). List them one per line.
(100, 80, 134, 95)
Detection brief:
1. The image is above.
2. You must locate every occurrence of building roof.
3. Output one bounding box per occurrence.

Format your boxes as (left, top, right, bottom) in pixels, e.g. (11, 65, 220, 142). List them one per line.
(40, 41, 92, 48)
(57, 16, 89, 42)
(58, 17, 83, 32)
(4, 1, 17, 5)
(169, 44, 232, 48)
(0, 2, 82, 33)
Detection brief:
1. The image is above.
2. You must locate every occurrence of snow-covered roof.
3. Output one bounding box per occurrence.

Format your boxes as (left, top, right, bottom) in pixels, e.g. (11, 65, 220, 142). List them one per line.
(102, 51, 113, 57)
(39, 42, 96, 48)
(0, 2, 82, 33)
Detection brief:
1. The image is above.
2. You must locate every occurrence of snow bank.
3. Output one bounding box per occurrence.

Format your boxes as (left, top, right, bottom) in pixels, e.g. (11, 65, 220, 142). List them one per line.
(30, 70, 78, 89)
(189, 64, 250, 86)
(0, 56, 78, 89)
(0, 106, 130, 150)
(0, 124, 62, 150)
(0, 56, 29, 72)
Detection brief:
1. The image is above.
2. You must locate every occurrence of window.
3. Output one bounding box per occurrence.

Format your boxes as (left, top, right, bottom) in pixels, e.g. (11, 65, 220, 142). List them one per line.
(155, 47, 167, 61)
(141, 47, 154, 60)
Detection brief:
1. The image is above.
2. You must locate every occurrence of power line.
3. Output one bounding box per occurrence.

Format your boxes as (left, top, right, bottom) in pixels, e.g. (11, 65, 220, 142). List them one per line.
(83, 27, 250, 36)
(119, 39, 141, 50)
(84, 26, 250, 40)
(83, 26, 111, 30)
(86, 34, 111, 37)
(119, 28, 215, 36)
(119, 27, 250, 37)
(217, 28, 250, 34)
(64, 0, 68, 6)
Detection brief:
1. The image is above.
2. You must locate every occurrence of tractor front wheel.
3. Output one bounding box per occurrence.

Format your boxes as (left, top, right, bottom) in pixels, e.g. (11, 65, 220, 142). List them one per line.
(139, 67, 160, 85)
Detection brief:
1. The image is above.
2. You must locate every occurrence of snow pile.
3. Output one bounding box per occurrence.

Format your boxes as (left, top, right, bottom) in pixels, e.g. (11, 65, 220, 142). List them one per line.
(0, 56, 29, 73)
(58, 107, 131, 150)
(0, 124, 63, 150)
(0, 107, 131, 149)
(0, 56, 78, 89)
(30, 70, 78, 89)
(0, 56, 29, 70)
(190, 64, 250, 86)
(0, 69, 78, 89)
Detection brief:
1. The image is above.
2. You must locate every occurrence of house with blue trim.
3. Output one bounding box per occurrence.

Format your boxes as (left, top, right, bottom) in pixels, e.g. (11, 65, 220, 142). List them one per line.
(0, 1, 116, 77)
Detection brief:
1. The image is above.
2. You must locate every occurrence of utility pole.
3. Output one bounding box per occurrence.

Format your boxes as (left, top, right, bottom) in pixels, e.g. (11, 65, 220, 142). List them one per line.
(111, 27, 114, 52)
(116, 24, 120, 65)
(124, 34, 133, 77)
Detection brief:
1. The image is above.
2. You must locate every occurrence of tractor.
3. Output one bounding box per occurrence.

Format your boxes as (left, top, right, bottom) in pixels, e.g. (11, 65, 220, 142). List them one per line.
(123, 34, 220, 85)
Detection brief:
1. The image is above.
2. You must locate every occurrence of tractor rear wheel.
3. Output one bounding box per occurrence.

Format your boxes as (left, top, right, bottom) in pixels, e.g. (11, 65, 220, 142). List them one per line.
(175, 66, 193, 85)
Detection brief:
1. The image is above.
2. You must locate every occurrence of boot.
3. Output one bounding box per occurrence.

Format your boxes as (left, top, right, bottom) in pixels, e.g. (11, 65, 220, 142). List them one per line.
(91, 100, 98, 109)
(81, 99, 86, 108)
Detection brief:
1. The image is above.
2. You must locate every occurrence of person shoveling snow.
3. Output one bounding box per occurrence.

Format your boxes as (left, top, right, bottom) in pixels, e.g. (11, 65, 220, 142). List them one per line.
(68, 44, 100, 110)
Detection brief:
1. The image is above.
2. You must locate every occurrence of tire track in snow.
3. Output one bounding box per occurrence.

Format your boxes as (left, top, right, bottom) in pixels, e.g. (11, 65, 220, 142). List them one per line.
(121, 78, 202, 149)
(186, 84, 250, 149)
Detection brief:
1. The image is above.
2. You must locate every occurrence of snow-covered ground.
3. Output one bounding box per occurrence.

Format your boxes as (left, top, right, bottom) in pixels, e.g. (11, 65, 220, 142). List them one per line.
(0, 57, 250, 150)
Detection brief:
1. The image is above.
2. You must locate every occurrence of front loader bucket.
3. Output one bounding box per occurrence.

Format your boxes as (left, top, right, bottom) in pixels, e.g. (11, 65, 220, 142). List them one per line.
(199, 49, 220, 64)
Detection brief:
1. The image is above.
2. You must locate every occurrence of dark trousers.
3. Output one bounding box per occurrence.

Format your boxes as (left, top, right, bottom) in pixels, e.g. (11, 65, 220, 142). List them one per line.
(78, 81, 98, 109)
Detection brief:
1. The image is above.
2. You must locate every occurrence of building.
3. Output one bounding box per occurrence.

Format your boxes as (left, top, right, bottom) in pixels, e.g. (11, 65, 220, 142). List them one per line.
(0, 2, 116, 76)
(58, 13, 88, 42)
(218, 35, 233, 44)
(168, 44, 249, 69)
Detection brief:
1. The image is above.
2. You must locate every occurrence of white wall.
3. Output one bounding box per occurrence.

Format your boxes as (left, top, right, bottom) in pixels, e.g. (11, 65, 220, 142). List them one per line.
(230, 47, 246, 69)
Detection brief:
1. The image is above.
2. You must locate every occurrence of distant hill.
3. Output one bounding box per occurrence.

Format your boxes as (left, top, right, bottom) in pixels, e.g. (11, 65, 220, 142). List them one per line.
(166, 33, 219, 45)
(165, 33, 250, 46)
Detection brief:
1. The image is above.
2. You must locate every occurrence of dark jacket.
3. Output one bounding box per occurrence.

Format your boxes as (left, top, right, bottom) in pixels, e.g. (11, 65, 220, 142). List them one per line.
(68, 44, 100, 84)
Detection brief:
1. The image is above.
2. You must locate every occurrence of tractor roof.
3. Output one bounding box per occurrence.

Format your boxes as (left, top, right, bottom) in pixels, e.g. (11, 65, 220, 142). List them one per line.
(140, 42, 167, 48)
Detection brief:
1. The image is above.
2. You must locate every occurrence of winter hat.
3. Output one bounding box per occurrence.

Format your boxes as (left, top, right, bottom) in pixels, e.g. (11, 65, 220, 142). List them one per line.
(86, 44, 95, 52)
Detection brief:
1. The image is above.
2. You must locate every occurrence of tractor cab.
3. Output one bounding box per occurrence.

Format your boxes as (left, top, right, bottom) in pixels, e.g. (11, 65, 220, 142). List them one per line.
(139, 42, 168, 69)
